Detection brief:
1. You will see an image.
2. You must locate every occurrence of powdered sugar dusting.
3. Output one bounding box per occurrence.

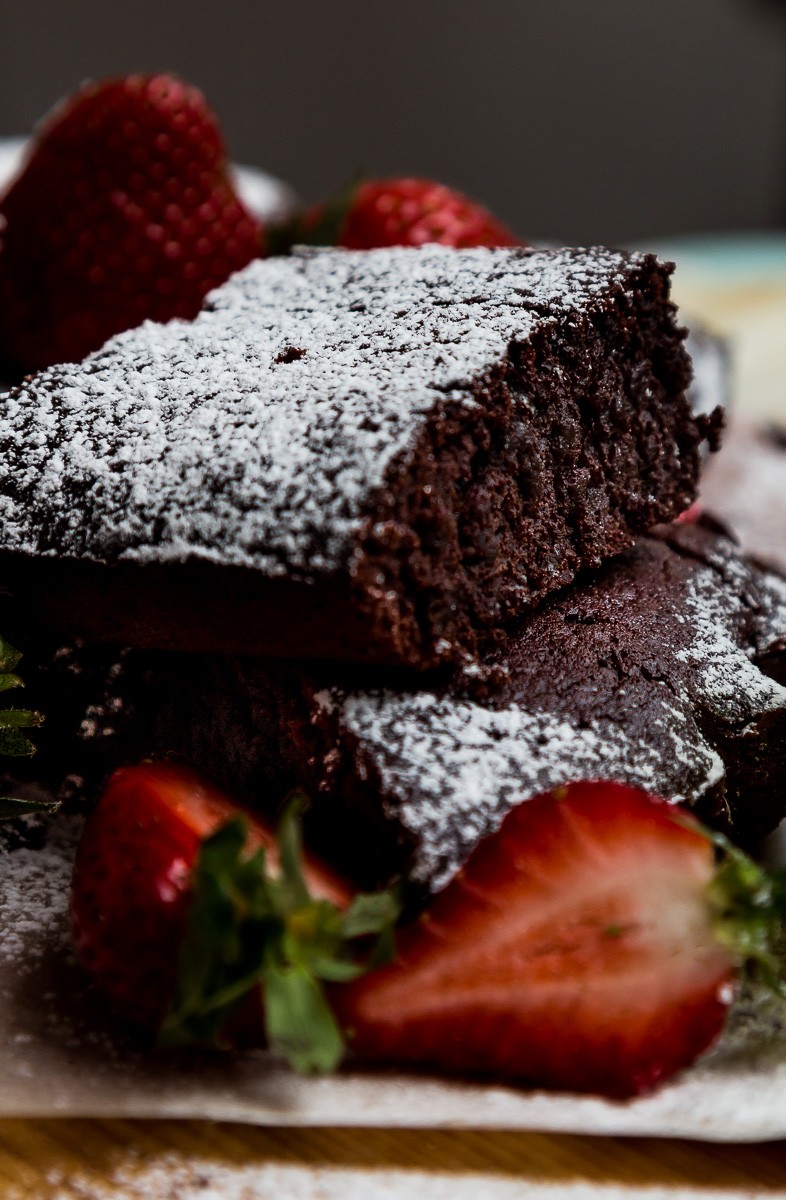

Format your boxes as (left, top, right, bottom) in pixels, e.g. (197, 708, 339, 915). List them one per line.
(0, 245, 644, 579)
(39, 1156, 743, 1200)
(762, 566, 786, 634)
(676, 558, 786, 722)
(323, 528, 785, 891)
(340, 692, 723, 891)
(0, 815, 79, 968)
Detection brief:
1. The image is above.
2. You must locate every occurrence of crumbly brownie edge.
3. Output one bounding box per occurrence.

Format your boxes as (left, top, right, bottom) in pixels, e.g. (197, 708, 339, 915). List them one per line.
(349, 255, 718, 667)
(284, 526, 786, 893)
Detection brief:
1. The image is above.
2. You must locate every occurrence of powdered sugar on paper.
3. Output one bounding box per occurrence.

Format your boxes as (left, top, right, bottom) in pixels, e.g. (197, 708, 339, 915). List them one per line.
(39, 1155, 756, 1200)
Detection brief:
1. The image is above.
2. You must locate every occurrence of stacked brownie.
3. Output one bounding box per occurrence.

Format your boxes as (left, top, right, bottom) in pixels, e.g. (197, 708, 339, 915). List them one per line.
(2, 245, 785, 899)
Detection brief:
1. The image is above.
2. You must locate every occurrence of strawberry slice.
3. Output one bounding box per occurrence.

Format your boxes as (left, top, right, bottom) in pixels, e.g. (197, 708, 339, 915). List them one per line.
(0, 74, 263, 373)
(71, 762, 398, 1069)
(301, 176, 523, 250)
(335, 781, 783, 1098)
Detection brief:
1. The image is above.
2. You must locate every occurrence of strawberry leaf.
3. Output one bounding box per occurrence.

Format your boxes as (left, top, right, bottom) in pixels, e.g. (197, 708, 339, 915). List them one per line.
(0, 795, 61, 818)
(277, 797, 311, 908)
(708, 830, 786, 995)
(0, 632, 43, 764)
(342, 891, 402, 938)
(0, 635, 22, 676)
(0, 708, 44, 729)
(0, 727, 37, 756)
(264, 962, 344, 1073)
(160, 801, 401, 1069)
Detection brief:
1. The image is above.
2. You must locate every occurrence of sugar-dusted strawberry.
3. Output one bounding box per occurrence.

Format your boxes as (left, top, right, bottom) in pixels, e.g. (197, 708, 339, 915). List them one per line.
(71, 762, 398, 1069)
(335, 781, 786, 1098)
(303, 176, 523, 250)
(0, 74, 263, 373)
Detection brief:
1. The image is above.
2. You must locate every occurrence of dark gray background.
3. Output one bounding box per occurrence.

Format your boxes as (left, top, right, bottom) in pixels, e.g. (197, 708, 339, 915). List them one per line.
(1, 0, 785, 244)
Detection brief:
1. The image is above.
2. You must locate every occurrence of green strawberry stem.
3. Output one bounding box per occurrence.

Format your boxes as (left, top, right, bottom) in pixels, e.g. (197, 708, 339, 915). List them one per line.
(708, 830, 786, 995)
(269, 172, 366, 254)
(160, 797, 400, 1070)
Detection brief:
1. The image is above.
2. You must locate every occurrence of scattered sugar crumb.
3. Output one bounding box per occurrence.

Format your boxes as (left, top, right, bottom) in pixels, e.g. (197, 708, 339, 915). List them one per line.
(39, 1155, 768, 1200)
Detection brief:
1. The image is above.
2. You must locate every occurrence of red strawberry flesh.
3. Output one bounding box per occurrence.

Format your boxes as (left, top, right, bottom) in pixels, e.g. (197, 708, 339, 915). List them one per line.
(336, 782, 734, 1098)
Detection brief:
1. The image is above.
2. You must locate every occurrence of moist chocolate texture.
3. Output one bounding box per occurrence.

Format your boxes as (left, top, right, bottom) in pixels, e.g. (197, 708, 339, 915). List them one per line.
(0, 245, 716, 667)
(7, 520, 785, 900)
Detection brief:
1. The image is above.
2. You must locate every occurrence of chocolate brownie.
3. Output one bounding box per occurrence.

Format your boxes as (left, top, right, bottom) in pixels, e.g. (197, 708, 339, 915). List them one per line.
(0, 245, 717, 668)
(703, 421, 786, 574)
(8, 520, 784, 900)
(232, 520, 786, 893)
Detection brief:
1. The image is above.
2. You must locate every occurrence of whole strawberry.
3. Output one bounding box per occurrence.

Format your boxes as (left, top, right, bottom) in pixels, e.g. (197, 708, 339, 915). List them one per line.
(71, 762, 398, 1068)
(306, 177, 523, 250)
(0, 74, 263, 373)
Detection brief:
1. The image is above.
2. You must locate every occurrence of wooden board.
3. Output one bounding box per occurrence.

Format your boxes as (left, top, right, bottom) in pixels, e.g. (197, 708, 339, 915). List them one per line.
(4, 1121, 786, 1197)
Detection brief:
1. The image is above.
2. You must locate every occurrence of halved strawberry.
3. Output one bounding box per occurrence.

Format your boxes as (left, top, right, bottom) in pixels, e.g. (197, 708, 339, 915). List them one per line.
(335, 781, 784, 1098)
(302, 176, 523, 250)
(0, 74, 263, 373)
(71, 761, 397, 1069)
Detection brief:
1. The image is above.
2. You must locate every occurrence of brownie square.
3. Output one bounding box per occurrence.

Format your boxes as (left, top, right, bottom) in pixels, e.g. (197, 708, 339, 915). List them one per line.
(0, 245, 717, 667)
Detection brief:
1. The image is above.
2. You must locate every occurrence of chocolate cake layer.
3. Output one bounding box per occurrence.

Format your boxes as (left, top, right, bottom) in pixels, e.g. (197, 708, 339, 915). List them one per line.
(0, 245, 715, 667)
(7, 520, 785, 900)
